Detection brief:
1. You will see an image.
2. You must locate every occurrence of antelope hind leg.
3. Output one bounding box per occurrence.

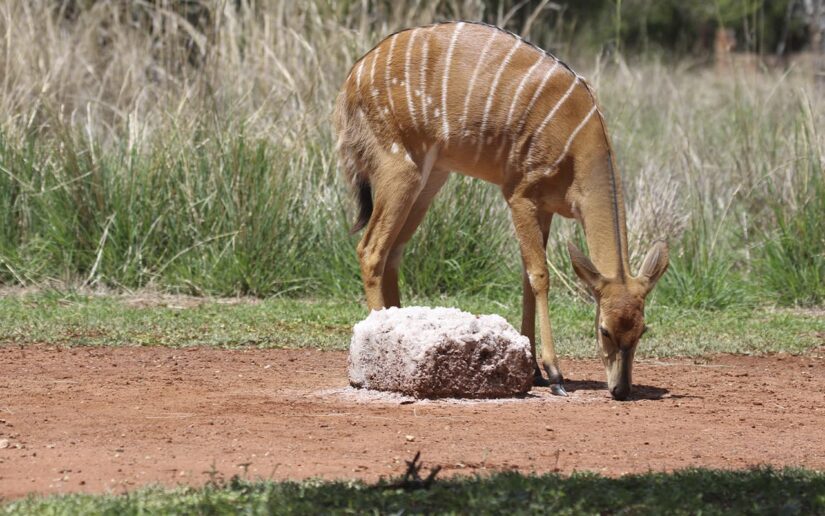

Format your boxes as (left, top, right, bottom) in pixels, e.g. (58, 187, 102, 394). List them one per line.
(356, 154, 423, 310)
(382, 168, 450, 308)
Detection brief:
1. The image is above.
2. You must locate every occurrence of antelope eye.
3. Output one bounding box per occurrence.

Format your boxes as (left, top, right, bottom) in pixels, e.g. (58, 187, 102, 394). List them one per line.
(599, 327, 611, 338)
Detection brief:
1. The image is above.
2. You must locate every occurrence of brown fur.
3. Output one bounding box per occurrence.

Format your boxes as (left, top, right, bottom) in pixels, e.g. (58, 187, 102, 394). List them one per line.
(334, 22, 669, 399)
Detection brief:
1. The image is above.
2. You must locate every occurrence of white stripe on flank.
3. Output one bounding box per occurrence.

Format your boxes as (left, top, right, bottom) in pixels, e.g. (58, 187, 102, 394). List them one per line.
(504, 53, 545, 128)
(459, 30, 499, 138)
(550, 104, 598, 169)
(527, 74, 579, 162)
(369, 47, 381, 111)
(513, 60, 559, 137)
(355, 60, 365, 90)
(441, 22, 465, 143)
(505, 59, 559, 165)
(384, 34, 399, 117)
(369, 47, 380, 90)
(496, 52, 545, 160)
(419, 33, 430, 130)
(474, 38, 522, 162)
(404, 29, 419, 130)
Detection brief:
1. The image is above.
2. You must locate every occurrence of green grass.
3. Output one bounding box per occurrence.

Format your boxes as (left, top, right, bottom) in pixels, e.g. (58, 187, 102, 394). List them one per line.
(0, 2, 824, 307)
(1, 292, 822, 358)
(760, 138, 825, 307)
(4, 467, 825, 515)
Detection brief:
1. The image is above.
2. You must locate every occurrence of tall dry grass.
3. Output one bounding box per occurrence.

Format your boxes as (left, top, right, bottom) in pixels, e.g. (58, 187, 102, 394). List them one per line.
(0, 1, 822, 305)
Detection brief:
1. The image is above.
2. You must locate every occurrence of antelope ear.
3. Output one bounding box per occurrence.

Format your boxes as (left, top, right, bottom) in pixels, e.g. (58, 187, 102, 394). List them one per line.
(567, 242, 605, 293)
(638, 241, 669, 294)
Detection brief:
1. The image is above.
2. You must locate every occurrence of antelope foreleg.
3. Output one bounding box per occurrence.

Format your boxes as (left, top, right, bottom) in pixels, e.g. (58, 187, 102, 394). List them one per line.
(509, 197, 565, 395)
(521, 269, 547, 386)
(521, 213, 552, 386)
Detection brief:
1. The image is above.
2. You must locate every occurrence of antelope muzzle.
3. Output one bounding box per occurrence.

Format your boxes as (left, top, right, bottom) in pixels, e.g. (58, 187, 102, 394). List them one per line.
(606, 347, 634, 401)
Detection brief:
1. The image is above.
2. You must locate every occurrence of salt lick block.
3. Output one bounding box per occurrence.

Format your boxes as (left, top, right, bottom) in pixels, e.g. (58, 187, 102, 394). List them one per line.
(348, 306, 533, 399)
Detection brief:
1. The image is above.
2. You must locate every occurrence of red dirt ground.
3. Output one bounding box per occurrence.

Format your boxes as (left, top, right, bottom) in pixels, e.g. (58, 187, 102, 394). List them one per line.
(1, 345, 825, 499)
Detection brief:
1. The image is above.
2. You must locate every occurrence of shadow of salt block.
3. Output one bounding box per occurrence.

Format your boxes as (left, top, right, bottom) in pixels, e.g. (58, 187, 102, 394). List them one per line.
(348, 306, 533, 399)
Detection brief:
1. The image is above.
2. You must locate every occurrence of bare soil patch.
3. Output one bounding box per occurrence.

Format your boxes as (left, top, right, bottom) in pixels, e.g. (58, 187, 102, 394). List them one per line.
(1, 346, 824, 499)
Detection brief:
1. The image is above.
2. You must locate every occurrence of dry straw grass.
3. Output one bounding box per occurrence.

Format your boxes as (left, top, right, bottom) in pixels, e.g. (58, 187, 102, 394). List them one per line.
(0, 1, 822, 304)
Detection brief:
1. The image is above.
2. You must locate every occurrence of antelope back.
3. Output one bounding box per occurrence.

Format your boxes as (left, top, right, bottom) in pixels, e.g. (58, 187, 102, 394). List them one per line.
(338, 22, 605, 184)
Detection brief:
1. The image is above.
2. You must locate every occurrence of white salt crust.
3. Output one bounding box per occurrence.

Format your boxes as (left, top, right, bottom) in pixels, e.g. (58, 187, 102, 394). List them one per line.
(314, 386, 603, 405)
(348, 306, 533, 399)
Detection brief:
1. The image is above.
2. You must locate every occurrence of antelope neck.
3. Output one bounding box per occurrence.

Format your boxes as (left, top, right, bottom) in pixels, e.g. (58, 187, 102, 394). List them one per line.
(574, 150, 630, 282)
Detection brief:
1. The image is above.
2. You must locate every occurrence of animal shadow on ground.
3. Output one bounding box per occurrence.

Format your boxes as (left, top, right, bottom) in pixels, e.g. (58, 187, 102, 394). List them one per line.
(563, 379, 670, 400)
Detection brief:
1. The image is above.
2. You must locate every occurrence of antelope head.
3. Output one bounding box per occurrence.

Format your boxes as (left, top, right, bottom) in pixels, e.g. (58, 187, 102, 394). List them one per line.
(567, 241, 669, 400)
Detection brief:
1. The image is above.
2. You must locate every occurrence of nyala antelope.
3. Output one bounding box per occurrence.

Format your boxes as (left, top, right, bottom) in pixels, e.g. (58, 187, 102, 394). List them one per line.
(334, 22, 669, 400)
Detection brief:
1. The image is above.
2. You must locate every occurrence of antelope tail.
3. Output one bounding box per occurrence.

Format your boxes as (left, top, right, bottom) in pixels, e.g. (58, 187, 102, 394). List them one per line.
(352, 178, 373, 234)
(333, 89, 373, 234)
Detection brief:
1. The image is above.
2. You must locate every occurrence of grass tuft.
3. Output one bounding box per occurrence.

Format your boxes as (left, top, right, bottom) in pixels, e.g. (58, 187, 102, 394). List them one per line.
(0, 2, 823, 306)
(760, 118, 825, 306)
(4, 467, 825, 515)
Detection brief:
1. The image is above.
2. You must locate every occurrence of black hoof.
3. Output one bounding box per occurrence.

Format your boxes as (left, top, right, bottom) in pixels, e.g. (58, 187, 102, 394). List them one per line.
(550, 383, 569, 397)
